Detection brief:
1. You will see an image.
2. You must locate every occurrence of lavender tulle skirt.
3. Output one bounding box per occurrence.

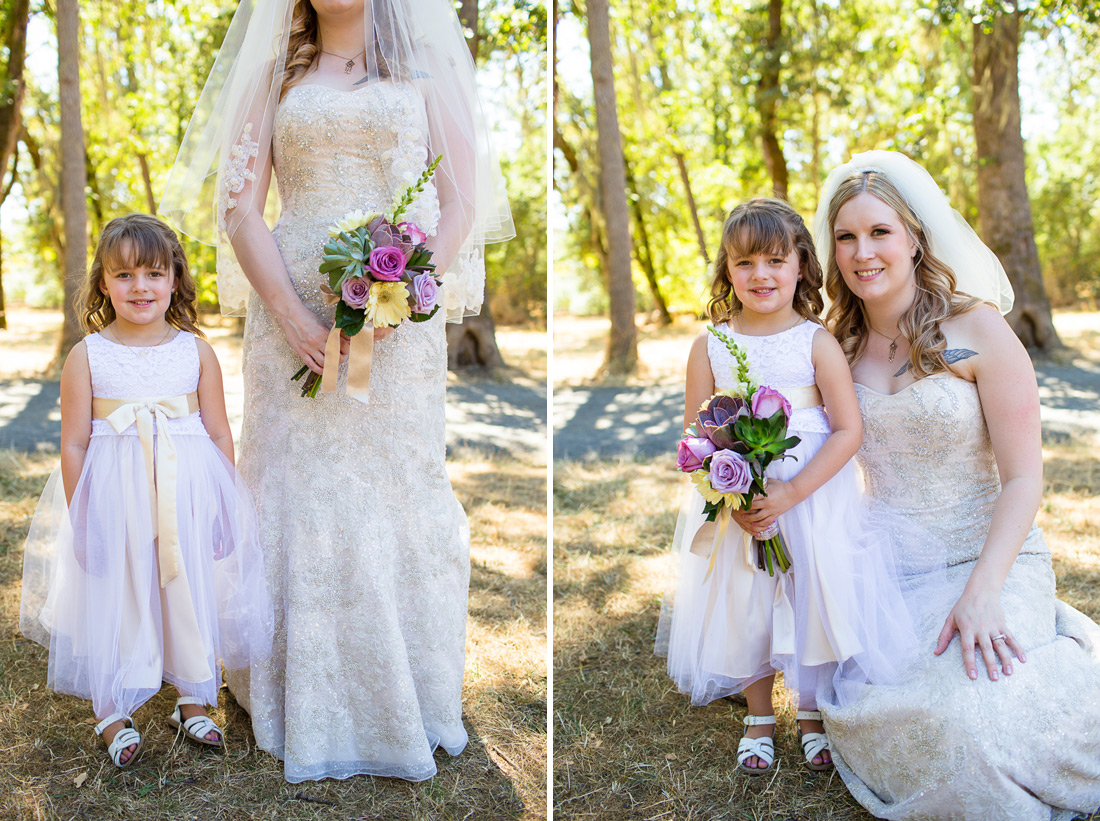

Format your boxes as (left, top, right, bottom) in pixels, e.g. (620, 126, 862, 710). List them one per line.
(655, 431, 926, 708)
(20, 432, 273, 718)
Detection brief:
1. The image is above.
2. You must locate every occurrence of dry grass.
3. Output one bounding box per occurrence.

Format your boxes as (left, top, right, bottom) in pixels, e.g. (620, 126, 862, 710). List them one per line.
(552, 447, 1100, 820)
(0, 447, 545, 821)
(553, 309, 1100, 387)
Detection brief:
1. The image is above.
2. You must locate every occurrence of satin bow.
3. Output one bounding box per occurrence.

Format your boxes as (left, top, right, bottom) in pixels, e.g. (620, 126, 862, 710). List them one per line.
(92, 392, 200, 587)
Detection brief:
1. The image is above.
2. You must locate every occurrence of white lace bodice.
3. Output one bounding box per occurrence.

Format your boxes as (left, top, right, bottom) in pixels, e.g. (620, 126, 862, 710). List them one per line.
(87, 331, 206, 437)
(708, 320, 831, 434)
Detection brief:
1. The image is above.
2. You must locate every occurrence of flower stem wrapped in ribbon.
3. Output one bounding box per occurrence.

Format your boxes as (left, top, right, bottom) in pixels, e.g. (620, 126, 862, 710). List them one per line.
(291, 155, 444, 400)
(677, 325, 801, 578)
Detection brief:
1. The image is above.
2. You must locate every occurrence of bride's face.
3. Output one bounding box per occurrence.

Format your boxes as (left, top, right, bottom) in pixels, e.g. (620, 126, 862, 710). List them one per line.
(308, 0, 365, 19)
(832, 192, 918, 306)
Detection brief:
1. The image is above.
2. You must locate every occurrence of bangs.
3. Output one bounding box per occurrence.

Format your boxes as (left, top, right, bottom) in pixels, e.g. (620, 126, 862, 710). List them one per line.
(98, 222, 174, 273)
(724, 211, 794, 260)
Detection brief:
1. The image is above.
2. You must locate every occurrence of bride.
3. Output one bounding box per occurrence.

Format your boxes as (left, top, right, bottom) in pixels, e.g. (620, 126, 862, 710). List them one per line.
(161, 0, 513, 783)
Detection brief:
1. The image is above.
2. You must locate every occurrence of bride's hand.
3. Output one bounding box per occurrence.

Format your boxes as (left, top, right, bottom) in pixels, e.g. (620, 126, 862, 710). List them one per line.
(933, 586, 1026, 681)
(277, 307, 331, 375)
(373, 326, 394, 342)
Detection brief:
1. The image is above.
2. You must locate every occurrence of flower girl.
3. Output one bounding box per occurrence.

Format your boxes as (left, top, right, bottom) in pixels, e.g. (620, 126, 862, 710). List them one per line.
(656, 198, 917, 774)
(20, 214, 272, 768)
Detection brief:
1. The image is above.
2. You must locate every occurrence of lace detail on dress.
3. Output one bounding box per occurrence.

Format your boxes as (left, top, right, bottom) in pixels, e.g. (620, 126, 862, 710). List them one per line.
(218, 122, 260, 234)
(708, 321, 831, 435)
(87, 332, 207, 437)
(442, 246, 485, 320)
(229, 79, 469, 783)
(821, 373, 1100, 821)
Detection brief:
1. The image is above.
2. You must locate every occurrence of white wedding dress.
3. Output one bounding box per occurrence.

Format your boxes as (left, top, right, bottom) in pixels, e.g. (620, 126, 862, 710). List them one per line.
(227, 80, 470, 783)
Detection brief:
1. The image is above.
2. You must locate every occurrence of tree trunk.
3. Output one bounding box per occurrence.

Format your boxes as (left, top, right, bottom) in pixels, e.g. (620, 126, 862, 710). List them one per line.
(972, 3, 1061, 350)
(625, 158, 671, 325)
(0, 0, 30, 329)
(757, 0, 788, 200)
(137, 152, 157, 214)
(587, 0, 638, 375)
(55, 0, 88, 364)
(675, 152, 710, 265)
(458, 0, 480, 63)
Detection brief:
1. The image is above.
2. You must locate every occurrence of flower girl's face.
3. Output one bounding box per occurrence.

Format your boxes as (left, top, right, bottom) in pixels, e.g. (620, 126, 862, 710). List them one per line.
(726, 248, 802, 320)
(832, 192, 918, 306)
(100, 254, 176, 330)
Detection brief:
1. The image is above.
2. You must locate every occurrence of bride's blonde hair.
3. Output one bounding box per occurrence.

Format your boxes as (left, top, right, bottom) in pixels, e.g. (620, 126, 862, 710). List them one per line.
(281, 1, 393, 101)
(823, 171, 982, 376)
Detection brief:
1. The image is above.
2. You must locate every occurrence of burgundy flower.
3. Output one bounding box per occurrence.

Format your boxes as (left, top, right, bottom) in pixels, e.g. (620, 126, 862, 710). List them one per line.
(697, 394, 749, 450)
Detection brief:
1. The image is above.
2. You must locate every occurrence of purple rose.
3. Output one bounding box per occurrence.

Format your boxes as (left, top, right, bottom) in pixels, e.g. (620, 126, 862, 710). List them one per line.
(751, 385, 792, 422)
(341, 276, 370, 309)
(708, 449, 752, 494)
(369, 245, 409, 281)
(399, 221, 427, 245)
(677, 436, 716, 472)
(411, 273, 439, 314)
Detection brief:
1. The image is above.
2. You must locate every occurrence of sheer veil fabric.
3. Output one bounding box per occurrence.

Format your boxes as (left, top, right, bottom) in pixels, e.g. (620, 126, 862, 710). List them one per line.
(160, 0, 514, 321)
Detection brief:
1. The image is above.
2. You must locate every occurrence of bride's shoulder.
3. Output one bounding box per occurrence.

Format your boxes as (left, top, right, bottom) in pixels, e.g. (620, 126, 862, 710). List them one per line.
(942, 302, 1010, 348)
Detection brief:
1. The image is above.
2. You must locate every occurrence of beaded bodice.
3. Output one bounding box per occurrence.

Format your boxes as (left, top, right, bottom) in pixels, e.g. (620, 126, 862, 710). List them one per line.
(86, 331, 206, 437)
(855, 374, 1044, 566)
(271, 82, 440, 315)
(708, 320, 831, 435)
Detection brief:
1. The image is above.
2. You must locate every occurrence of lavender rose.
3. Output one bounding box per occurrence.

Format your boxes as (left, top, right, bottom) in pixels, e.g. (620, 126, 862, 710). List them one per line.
(750, 385, 792, 422)
(369, 246, 408, 281)
(398, 221, 427, 245)
(708, 449, 752, 494)
(411, 273, 439, 314)
(677, 436, 716, 472)
(341, 276, 370, 309)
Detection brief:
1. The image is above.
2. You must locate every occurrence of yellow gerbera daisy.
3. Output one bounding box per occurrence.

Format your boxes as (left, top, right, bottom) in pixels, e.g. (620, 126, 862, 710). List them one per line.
(328, 210, 377, 237)
(366, 280, 412, 328)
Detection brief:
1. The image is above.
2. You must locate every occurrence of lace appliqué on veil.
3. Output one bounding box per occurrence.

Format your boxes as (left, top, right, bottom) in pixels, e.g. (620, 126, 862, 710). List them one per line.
(218, 122, 260, 235)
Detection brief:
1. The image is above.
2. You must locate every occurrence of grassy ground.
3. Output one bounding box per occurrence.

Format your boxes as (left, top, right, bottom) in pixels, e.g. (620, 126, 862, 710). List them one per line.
(552, 310, 1100, 819)
(0, 308, 547, 821)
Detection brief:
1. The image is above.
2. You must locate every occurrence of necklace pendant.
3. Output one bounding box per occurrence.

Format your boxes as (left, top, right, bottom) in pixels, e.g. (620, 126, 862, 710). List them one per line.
(344, 59, 354, 74)
(888, 341, 897, 362)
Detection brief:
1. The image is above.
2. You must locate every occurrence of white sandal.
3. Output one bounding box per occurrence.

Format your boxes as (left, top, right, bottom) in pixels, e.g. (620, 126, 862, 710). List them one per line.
(796, 710, 832, 772)
(736, 714, 776, 775)
(94, 713, 143, 768)
(167, 696, 224, 747)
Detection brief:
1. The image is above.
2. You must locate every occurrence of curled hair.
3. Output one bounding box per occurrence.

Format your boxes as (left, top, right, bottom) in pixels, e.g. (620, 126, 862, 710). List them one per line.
(280, 1, 393, 101)
(822, 171, 981, 377)
(83, 214, 202, 338)
(707, 197, 825, 325)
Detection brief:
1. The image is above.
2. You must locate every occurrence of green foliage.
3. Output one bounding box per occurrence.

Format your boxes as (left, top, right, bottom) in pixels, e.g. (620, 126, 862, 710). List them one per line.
(555, 0, 1100, 316)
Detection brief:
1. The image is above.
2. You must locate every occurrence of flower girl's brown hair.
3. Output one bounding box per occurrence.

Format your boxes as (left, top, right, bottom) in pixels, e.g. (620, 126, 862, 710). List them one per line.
(82, 214, 203, 337)
(707, 198, 824, 325)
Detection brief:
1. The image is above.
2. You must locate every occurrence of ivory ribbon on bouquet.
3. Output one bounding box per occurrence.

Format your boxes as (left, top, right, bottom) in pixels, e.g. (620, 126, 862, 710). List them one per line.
(319, 323, 375, 403)
(92, 391, 199, 588)
(687, 382, 822, 580)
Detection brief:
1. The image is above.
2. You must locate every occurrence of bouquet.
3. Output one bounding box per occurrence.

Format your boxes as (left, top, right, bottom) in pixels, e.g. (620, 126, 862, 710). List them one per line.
(677, 325, 801, 577)
(292, 155, 444, 398)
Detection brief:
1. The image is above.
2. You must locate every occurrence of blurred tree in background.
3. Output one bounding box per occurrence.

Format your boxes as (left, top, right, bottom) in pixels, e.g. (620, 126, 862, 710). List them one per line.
(554, 0, 1100, 372)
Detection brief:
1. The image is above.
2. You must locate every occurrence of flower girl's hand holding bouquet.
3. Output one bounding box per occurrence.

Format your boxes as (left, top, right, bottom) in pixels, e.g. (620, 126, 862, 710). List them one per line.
(292, 156, 443, 400)
(676, 325, 800, 578)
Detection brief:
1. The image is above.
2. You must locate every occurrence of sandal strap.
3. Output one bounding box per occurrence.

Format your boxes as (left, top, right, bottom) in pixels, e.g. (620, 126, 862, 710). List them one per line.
(795, 710, 823, 721)
(800, 731, 830, 761)
(181, 714, 222, 739)
(736, 735, 775, 767)
(174, 696, 208, 708)
(742, 714, 777, 727)
(94, 713, 130, 737)
(105, 727, 141, 767)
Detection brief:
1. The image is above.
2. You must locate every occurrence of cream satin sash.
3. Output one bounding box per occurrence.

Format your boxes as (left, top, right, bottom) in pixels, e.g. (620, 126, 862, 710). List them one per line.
(785, 383, 823, 410)
(319, 324, 375, 403)
(92, 392, 199, 588)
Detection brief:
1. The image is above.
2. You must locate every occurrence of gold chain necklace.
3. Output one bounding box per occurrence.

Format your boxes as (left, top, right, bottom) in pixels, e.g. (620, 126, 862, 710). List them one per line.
(867, 324, 903, 362)
(321, 49, 366, 74)
(108, 325, 173, 356)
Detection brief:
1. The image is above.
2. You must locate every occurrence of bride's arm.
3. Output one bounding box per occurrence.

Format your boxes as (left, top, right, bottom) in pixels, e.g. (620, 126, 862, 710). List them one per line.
(933, 304, 1041, 680)
(222, 119, 348, 372)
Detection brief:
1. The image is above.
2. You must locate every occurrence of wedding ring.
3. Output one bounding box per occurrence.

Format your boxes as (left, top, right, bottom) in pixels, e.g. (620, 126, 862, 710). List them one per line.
(992, 634, 1007, 642)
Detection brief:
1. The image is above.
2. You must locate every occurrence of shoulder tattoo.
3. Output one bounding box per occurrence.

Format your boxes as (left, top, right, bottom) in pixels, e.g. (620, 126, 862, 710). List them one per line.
(894, 348, 978, 377)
